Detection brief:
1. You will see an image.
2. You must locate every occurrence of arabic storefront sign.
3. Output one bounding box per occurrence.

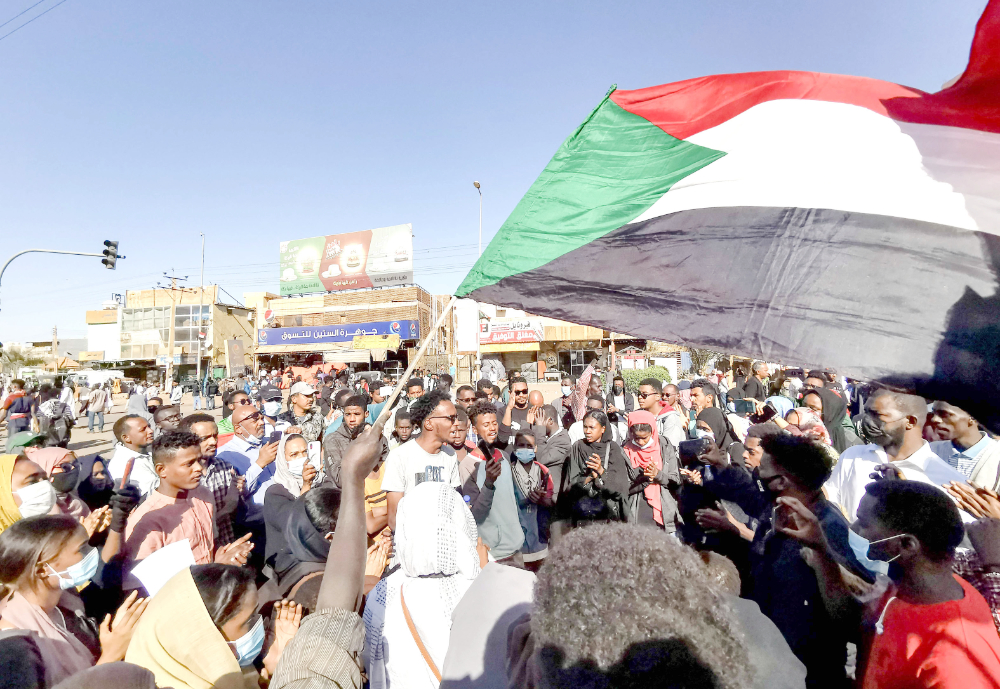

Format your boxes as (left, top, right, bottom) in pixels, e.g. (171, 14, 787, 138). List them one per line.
(352, 334, 401, 350)
(480, 317, 544, 345)
(279, 224, 414, 296)
(258, 320, 419, 346)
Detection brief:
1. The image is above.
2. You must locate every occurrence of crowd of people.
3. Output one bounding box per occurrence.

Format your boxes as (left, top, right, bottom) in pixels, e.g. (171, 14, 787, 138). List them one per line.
(0, 360, 998, 689)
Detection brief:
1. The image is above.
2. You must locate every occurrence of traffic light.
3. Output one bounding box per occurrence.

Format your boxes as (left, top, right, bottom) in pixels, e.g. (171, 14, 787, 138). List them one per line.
(102, 240, 119, 270)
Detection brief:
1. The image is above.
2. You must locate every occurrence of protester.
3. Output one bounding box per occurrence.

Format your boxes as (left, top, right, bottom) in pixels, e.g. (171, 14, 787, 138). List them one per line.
(703, 433, 878, 687)
(621, 409, 680, 532)
(107, 415, 157, 498)
(388, 408, 413, 449)
(215, 404, 280, 525)
(324, 394, 384, 488)
(86, 385, 108, 434)
(801, 387, 862, 454)
(125, 564, 300, 687)
(778, 480, 1000, 687)
(278, 382, 324, 443)
(27, 448, 97, 521)
(461, 400, 523, 565)
(499, 376, 533, 445)
(605, 374, 634, 440)
(636, 377, 685, 446)
(531, 404, 572, 505)
(35, 386, 74, 448)
(363, 481, 482, 689)
(927, 401, 1000, 488)
(741, 362, 768, 402)
(151, 405, 181, 436)
(179, 414, 240, 547)
(0, 515, 149, 684)
(825, 389, 969, 522)
(562, 410, 631, 525)
(1, 380, 33, 452)
(568, 394, 613, 443)
(691, 378, 745, 464)
(509, 431, 554, 568)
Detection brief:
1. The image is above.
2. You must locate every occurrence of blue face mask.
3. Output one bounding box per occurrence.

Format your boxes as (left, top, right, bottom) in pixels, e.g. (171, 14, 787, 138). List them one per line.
(230, 615, 265, 666)
(847, 529, 904, 577)
(47, 547, 100, 590)
(514, 448, 536, 464)
(263, 400, 282, 417)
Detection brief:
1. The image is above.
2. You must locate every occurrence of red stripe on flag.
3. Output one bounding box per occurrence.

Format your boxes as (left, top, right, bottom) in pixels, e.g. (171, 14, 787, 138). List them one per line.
(611, 0, 1000, 137)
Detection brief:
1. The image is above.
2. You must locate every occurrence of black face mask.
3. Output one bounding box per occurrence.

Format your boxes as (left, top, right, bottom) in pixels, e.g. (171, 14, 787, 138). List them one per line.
(613, 384, 623, 394)
(78, 474, 114, 509)
(50, 465, 80, 494)
(861, 412, 905, 447)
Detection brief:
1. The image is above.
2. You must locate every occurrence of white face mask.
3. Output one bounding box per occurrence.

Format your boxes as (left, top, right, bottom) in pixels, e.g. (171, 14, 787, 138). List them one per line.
(638, 438, 656, 450)
(16, 480, 57, 518)
(561, 385, 572, 396)
(263, 400, 282, 417)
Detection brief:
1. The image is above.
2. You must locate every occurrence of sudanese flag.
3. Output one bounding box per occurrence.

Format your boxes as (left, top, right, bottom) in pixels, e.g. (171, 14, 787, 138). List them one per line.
(457, 0, 1000, 431)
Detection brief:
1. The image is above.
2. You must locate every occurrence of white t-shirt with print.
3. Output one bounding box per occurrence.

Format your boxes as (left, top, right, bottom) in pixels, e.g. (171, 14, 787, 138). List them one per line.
(380, 439, 461, 495)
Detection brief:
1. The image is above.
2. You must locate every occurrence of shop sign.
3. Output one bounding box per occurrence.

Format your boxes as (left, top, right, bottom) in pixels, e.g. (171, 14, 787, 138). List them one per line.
(352, 334, 401, 350)
(78, 351, 104, 362)
(481, 342, 541, 353)
(279, 224, 413, 295)
(480, 318, 544, 345)
(258, 320, 419, 345)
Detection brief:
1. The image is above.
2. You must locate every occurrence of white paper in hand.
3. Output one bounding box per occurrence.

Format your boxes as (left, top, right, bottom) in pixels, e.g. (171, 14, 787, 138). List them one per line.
(129, 539, 196, 596)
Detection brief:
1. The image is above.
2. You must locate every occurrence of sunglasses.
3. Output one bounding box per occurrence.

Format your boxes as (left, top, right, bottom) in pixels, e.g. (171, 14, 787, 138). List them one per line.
(427, 414, 459, 424)
(240, 412, 263, 423)
(637, 392, 660, 399)
(514, 389, 529, 395)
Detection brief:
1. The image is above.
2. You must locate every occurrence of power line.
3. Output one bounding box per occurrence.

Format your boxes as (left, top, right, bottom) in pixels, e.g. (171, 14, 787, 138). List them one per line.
(0, 0, 71, 43)
(0, 0, 48, 31)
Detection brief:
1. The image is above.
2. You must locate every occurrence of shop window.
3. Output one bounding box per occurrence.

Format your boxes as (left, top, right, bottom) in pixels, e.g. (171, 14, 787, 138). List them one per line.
(558, 349, 600, 377)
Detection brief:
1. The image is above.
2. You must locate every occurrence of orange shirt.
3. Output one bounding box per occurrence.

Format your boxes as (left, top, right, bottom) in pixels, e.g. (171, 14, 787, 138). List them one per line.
(124, 486, 216, 564)
(862, 575, 1000, 689)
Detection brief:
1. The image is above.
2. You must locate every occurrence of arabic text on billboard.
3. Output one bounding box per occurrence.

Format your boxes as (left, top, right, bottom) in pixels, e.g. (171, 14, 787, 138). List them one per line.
(279, 224, 413, 296)
(258, 320, 420, 345)
(480, 318, 544, 345)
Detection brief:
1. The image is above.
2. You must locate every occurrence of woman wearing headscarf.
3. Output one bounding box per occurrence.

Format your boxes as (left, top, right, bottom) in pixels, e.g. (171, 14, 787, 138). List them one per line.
(125, 564, 263, 689)
(28, 448, 92, 520)
(781, 407, 832, 446)
(0, 515, 147, 686)
(802, 387, 862, 454)
(364, 481, 482, 689)
(622, 410, 681, 531)
(695, 407, 745, 466)
(1, 454, 58, 534)
(75, 455, 115, 512)
(561, 410, 633, 524)
(261, 434, 322, 571)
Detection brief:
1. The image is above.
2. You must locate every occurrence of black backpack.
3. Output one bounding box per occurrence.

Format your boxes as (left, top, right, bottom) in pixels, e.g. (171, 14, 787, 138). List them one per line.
(39, 410, 72, 448)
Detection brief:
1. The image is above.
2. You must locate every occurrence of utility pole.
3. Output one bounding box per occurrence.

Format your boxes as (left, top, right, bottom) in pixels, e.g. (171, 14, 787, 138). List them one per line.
(51, 326, 58, 373)
(158, 272, 188, 394)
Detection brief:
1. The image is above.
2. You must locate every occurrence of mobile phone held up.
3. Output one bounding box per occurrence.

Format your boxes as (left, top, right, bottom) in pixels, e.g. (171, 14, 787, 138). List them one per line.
(679, 437, 712, 463)
(734, 399, 757, 415)
(750, 403, 778, 424)
(268, 430, 282, 445)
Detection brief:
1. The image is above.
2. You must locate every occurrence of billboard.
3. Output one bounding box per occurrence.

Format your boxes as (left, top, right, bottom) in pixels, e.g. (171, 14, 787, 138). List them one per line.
(480, 317, 544, 345)
(279, 224, 413, 296)
(257, 320, 420, 346)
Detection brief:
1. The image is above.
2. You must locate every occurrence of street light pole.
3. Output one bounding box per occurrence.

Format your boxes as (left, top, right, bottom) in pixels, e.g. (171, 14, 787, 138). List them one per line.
(472, 181, 483, 384)
(473, 181, 482, 257)
(0, 249, 108, 312)
(196, 233, 205, 395)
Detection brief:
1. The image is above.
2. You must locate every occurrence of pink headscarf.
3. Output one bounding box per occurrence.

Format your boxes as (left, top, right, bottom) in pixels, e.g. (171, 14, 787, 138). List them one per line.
(25, 448, 90, 518)
(785, 407, 832, 446)
(623, 410, 664, 526)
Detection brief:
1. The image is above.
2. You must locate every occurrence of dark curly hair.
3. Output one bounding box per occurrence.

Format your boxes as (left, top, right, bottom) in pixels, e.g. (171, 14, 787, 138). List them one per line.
(864, 480, 964, 561)
(408, 390, 452, 429)
(760, 433, 832, 491)
(532, 523, 750, 689)
(467, 399, 498, 427)
(151, 430, 203, 465)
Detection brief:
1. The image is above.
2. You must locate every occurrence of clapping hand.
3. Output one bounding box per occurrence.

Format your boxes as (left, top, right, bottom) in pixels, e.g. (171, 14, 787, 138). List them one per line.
(215, 532, 254, 566)
(82, 506, 111, 538)
(98, 591, 149, 663)
(869, 463, 905, 482)
(946, 481, 1000, 519)
(585, 453, 604, 477)
(680, 468, 702, 485)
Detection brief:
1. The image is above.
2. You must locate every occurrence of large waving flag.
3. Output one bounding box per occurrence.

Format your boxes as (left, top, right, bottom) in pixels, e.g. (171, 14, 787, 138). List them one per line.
(457, 1, 1000, 430)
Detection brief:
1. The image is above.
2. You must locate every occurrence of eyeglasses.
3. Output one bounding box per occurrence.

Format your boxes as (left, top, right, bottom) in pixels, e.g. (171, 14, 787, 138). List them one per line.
(427, 415, 459, 424)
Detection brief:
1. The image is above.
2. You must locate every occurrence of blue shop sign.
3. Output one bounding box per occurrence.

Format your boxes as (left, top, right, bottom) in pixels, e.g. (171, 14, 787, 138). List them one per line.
(258, 320, 419, 345)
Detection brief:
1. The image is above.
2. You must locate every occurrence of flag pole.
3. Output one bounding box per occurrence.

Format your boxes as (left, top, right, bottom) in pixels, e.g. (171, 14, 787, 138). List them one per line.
(372, 295, 458, 432)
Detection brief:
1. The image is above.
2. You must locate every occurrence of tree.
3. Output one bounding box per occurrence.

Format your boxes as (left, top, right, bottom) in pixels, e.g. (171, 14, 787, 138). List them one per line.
(0, 347, 45, 374)
(685, 347, 726, 376)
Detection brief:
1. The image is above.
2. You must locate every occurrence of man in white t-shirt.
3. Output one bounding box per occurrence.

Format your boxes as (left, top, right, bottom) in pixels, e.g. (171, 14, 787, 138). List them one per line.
(382, 389, 461, 529)
(824, 389, 971, 522)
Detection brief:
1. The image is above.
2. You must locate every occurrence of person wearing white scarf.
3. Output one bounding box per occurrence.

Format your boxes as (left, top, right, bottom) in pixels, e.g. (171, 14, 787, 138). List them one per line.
(364, 481, 482, 689)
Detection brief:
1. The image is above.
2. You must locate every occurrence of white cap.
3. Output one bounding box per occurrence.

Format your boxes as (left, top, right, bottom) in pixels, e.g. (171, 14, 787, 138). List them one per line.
(290, 381, 316, 396)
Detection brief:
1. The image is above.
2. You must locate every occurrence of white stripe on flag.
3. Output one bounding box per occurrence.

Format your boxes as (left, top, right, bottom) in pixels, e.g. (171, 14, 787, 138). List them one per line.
(631, 99, 1000, 235)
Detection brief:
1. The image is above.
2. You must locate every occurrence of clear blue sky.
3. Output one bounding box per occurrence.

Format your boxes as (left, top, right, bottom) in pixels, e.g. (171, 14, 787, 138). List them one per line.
(0, 0, 988, 342)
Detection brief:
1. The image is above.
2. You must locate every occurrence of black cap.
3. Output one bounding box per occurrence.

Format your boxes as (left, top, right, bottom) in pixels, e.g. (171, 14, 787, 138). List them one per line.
(259, 384, 282, 401)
